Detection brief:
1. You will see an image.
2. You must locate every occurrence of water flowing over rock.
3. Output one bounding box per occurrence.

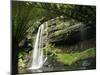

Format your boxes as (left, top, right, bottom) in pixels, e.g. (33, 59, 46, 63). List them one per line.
(28, 22, 47, 70)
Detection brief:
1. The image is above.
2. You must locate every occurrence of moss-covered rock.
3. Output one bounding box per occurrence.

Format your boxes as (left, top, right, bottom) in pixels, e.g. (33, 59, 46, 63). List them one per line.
(56, 48, 96, 65)
(45, 19, 96, 46)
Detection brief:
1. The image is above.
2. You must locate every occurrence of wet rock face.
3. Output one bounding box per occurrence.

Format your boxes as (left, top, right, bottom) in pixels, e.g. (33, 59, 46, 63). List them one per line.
(45, 19, 96, 49)
(42, 18, 96, 52)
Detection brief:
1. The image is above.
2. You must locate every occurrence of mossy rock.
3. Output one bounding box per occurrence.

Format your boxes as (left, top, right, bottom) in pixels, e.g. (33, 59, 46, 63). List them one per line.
(56, 48, 96, 65)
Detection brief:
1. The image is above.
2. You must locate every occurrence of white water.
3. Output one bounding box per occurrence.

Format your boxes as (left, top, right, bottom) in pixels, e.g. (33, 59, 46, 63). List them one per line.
(29, 23, 47, 70)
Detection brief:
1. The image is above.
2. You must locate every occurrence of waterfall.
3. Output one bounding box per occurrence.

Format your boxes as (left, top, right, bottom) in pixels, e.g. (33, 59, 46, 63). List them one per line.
(28, 23, 47, 70)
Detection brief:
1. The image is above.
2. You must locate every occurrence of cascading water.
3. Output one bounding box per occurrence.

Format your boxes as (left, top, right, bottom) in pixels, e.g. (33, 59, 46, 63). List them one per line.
(29, 22, 47, 70)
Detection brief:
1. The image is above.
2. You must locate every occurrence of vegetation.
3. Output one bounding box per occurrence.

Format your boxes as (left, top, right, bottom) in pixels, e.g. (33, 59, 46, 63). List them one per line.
(12, 1, 96, 74)
(56, 48, 96, 65)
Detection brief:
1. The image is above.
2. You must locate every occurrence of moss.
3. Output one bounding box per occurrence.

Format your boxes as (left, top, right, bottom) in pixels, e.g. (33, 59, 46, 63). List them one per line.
(56, 48, 96, 65)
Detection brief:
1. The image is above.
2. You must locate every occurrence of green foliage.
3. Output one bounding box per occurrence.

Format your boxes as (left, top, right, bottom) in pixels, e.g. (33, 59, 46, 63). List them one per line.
(43, 42, 57, 56)
(56, 48, 96, 65)
(12, 2, 44, 43)
(39, 3, 96, 24)
(12, 1, 96, 51)
(18, 52, 28, 68)
(12, 1, 96, 73)
(18, 51, 32, 73)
